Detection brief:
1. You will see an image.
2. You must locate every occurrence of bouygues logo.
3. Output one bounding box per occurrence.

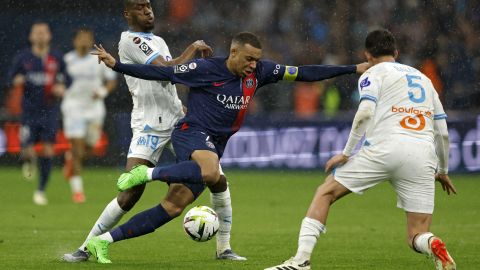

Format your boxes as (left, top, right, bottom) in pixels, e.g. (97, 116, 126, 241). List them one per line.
(392, 106, 432, 131)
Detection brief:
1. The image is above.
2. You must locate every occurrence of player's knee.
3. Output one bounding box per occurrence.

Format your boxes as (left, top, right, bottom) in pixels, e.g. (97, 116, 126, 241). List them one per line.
(208, 174, 228, 193)
(117, 184, 146, 211)
(201, 167, 220, 185)
(161, 200, 187, 218)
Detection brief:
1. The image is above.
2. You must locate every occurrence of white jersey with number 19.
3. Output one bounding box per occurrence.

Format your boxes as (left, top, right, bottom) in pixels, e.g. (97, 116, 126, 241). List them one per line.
(357, 61, 446, 146)
(118, 31, 184, 133)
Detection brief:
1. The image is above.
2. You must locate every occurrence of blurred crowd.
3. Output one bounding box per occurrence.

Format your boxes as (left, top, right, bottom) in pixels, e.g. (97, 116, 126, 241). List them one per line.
(151, 0, 480, 117)
(2, 0, 479, 120)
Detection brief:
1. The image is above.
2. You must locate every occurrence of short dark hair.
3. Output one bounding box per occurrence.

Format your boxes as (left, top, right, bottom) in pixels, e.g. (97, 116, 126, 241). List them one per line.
(74, 27, 94, 38)
(232, 32, 262, 49)
(365, 29, 396, 57)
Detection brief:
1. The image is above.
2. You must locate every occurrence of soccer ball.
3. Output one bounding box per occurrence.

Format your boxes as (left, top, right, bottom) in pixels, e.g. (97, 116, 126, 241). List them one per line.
(183, 206, 219, 242)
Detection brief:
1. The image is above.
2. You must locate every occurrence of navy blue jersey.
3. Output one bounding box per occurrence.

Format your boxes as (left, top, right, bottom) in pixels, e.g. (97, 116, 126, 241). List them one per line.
(114, 56, 356, 138)
(8, 48, 68, 123)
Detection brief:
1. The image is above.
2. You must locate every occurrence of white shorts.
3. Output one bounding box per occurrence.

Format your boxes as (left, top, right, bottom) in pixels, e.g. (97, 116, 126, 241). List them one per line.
(334, 139, 437, 214)
(63, 115, 103, 146)
(127, 128, 226, 175)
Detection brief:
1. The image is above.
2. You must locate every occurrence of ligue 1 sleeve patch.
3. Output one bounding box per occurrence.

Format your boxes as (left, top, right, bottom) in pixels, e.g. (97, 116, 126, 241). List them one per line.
(360, 77, 371, 90)
(174, 64, 189, 73)
(139, 42, 153, 56)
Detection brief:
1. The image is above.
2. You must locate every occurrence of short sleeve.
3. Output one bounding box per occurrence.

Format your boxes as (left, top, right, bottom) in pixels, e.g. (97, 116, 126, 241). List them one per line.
(358, 71, 382, 103)
(120, 34, 163, 65)
(433, 90, 447, 120)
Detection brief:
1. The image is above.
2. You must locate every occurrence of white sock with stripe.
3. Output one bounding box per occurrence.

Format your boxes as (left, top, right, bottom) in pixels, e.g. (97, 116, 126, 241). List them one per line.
(293, 217, 326, 262)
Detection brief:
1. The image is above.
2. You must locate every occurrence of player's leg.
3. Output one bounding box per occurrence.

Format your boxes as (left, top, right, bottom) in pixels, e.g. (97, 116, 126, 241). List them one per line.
(406, 212, 456, 270)
(265, 175, 350, 270)
(209, 169, 246, 260)
(117, 128, 222, 190)
(116, 150, 214, 190)
(88, 183, 202, 263)
(69, 138, 86, 203)
(63, 130, 170, 262)
(392, 141, 455, 270)
(62, 158, 151, 262)
(20, 124, 38, 181)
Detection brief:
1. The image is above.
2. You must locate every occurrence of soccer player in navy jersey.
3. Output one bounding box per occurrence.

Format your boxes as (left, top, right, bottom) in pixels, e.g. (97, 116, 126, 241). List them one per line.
(85, 32, 370, 263)
(8, 22, 69, 205)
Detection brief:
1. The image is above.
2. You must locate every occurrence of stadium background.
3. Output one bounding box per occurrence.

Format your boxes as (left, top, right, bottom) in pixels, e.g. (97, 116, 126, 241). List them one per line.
(0, 0, 479, 171)
(0, 1, 479, 269)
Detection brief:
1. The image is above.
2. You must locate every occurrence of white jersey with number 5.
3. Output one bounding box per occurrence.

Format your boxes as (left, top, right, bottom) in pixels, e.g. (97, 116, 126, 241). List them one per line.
(357, 62, 446, 146)
(118, 31, 184, 132)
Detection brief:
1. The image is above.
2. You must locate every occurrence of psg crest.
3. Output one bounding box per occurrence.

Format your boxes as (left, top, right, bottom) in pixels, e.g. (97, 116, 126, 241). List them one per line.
(245, 78, 254, 88)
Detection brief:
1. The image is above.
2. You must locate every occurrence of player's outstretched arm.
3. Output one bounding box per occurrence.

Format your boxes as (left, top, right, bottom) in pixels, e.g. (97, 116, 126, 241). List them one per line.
(92, 44, 173, 82)
(151, 40, 213, 67)
(280, 62, 370, 83)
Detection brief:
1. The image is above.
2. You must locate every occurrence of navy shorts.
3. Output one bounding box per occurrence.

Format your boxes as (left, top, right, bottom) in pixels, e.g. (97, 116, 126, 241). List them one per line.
(171, 122, 228, 162)
(20, 119, 57, 147)
(170, 122, 229, 198)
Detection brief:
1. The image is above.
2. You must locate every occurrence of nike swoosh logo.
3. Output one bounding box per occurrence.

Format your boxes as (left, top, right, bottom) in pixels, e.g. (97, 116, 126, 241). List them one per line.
(213, 82, 226, 87)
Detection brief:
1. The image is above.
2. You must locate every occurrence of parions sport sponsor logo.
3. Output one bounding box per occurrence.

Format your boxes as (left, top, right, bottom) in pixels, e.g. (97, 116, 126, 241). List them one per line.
(216, 94, 251, 110)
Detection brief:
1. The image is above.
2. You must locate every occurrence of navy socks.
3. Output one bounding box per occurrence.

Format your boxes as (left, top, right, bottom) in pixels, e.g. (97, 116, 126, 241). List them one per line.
(110, 205, 173, 242)
(151, 160, 203, 184)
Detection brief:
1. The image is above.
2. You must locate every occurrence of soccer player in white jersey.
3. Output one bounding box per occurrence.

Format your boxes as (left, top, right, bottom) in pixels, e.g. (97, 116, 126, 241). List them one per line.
(266, 29, 457, 270)
(62, 28, 117, 203)
(63, 0, 245, 262)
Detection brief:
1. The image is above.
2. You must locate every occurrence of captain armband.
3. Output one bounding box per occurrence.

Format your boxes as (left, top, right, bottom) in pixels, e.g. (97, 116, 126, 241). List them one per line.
(282, 66, 299, 81)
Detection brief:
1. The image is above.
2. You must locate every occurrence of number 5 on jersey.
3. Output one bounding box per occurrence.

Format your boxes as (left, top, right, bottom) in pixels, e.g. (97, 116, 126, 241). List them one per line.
(406, 74, 425, 103)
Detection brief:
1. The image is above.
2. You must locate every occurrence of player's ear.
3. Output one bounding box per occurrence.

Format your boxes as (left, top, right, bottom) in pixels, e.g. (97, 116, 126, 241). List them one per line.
(393, 50, 399, 59)
(364, 51, 371, 61)
(230, 47, 237, 57)
(123, 10, 130, 20)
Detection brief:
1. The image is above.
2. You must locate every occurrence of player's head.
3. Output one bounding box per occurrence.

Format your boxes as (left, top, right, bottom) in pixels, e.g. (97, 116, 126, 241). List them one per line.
(227, 32, 262, 77)
(364, 29, 398, 63)
(124, 0, 154, 32)
(29, 21, 52, 48)
(73, 28, 94, 56)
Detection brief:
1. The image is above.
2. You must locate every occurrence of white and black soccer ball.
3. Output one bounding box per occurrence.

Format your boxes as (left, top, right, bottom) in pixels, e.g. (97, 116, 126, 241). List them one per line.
(183, 206, 219, 242)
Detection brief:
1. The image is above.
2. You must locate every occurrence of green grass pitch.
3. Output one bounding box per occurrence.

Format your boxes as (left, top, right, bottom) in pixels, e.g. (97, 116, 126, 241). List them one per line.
(0, 167, 478, 269)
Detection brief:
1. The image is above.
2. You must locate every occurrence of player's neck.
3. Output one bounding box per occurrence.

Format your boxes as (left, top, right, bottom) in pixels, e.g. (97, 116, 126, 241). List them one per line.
(31, 45, 50, 58)
(129, 25, 151, 33)
(371, 56, 395, 65)
(226, 58, 240, 77)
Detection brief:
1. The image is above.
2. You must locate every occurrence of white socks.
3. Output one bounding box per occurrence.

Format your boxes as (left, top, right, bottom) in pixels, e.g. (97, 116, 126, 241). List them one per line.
(79, 198, 126, 250)
(211, 187, 232, 254)
(98, 232, 114, 243)
(414, 232, 435, 256)
(294, 217, 326, 262)
(69, 175, 84, 193)
(147, 168, 154, 180)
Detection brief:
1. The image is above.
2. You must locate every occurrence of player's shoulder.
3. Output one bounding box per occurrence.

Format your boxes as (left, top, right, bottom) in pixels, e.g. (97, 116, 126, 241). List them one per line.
(49, 49, 65, 62)
(13, 48, 32, 60)
(120, 31, 162, 44)
(63, 50, 77, 62)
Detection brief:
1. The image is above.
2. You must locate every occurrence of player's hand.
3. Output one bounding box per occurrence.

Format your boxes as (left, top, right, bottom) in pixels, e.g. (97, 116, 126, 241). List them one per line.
(13, 74, 26, 87)
(193, 40, 213, 58)
(355, 62, 371, 74)
(91, 44, 117, 68)
(325, 154, 349, 173)
(52, 83, 65, 97)
(435, 173, 457, 195)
